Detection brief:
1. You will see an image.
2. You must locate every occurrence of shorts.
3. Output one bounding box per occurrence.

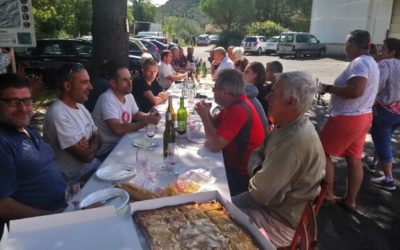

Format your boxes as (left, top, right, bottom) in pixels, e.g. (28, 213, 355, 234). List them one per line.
(319, 113, 372, 159)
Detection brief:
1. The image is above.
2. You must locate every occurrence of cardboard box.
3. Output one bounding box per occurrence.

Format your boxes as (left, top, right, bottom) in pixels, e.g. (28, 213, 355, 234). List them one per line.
(4, 207, 141, 250)
(130, 190, 276, 250)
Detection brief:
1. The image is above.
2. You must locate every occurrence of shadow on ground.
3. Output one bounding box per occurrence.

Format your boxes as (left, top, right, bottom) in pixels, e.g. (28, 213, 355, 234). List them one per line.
(308, 102, 400, 250)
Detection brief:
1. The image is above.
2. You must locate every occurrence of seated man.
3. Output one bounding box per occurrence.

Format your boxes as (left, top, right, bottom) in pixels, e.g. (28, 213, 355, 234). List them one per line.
(44, 63, 101, 183)
(158, 50, 187, 90)
(233, 71, 325, 247)
(170, 46, 188, 73)
(0, 73, 66, 221)
(211, 47, 234, 80)
(133, 59, 169, 113)
(92, 63, 160, 159)
(194, 69, 265, 195)
(186, 46, 195, 63)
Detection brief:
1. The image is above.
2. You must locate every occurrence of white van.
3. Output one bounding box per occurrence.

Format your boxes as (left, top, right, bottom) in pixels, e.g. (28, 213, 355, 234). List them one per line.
(277, 32, 326, 58)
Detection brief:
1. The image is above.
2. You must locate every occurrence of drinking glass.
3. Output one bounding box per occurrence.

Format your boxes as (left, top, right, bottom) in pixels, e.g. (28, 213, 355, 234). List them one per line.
(136, 147, 149, 168)
(146, 123, 156, 140)
(65, 182, 81, 211)
(168, 143, 178, 175)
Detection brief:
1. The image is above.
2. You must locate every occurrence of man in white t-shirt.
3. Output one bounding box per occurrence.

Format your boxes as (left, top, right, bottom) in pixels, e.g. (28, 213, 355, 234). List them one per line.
(92, 64, 161, 159)
(211, 47, 234, 80)
(158, 50, 187, 89)
(44, 63, 101, 183)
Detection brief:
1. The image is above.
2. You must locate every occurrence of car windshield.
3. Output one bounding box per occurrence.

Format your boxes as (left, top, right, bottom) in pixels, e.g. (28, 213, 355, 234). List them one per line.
(198, 36, 208, 40)
(267, 38, 278, 42)
(244, 37, 257, 42)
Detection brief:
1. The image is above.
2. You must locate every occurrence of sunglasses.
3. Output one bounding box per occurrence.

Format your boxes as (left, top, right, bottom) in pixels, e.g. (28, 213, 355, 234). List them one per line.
(65, 63, 85, 81)
(0, 98, 33, 107)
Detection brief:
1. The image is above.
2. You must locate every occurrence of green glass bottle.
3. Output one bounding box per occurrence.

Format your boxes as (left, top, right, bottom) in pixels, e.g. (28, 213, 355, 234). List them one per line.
(201, 62, 207, 78)
(177, 97, 188, 135)
(163, 112, 176, 158)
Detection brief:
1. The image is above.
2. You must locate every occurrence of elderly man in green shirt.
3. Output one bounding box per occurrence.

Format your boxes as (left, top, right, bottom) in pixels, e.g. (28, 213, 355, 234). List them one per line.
(233, 71, 326, 247)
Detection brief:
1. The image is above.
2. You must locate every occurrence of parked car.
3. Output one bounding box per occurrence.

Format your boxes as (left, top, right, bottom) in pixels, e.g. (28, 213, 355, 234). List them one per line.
(209, 35, 219, 45)
(265, 36, 279, 55)
(136, 31, 164, 38)
(147, 39, 169, 52)
(277, 32, 326, 58)
(197, 34, 210, 46)
(139, 39, 160, 61)
(242, 35, 268, 55)
(141, 36, 168, 44)
(129, 37, 148, 53)
(15, 38, 141, 89)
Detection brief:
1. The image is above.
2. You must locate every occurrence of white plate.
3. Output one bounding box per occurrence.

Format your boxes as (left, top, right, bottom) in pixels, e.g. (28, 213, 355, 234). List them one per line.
(80, 188, 129, 211)
(187, 133, 207, 144)
(132, 137, 159, 148)
(96, 164, 136, 182)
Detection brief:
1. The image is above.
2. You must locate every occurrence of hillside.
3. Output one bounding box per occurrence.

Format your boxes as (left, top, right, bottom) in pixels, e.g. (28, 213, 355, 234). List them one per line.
(155, 0, 209, 27)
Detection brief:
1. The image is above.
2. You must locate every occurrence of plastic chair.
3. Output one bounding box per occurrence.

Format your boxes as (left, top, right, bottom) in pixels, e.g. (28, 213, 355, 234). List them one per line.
(278, 201, 318, 250)
(313, 179, 329, 215)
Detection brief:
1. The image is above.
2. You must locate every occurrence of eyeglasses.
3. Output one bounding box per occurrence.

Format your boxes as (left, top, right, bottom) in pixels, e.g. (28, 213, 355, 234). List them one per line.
(66, 63, 85, 81)
(0, 98, 33, 107)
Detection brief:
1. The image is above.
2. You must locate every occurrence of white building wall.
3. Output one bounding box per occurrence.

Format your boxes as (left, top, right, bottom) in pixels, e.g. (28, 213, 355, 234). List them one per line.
(310, 0, 393, 55)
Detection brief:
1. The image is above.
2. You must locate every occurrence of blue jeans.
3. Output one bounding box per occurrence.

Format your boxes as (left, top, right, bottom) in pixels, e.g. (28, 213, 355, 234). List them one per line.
(370, 105, 400, 163)
(225, 168, 250, 196)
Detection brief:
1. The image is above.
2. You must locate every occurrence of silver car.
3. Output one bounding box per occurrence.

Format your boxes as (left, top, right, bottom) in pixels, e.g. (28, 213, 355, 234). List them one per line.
(277, 32, 326, 58)
(265, 36, 279, 55)
(242, 36, 267, 55)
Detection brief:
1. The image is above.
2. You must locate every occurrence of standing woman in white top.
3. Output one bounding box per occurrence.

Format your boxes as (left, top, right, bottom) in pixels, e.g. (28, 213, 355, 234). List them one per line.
(319, 30, 379, 211)
(364, 38, 400, 191)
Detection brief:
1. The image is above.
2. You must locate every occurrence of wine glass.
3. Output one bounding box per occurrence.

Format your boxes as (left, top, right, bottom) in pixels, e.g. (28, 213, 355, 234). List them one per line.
(168, 143, 178, 176)
(65, 182, 81, 211)
(146, 123, 156, 141)
(136, 147, 149, 168)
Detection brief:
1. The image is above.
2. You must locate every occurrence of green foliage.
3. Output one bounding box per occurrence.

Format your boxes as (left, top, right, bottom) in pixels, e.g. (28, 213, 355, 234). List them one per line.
(32, 0, 91, 38)
(132, 0, 156, 22)
(218, 30, 244, 47)
(254, 0, 312, 31)
(245, 21, 288, 38)
(200, 0, 256, 30)
(163, 16, 202, 42)
(156, 0, 208, 28)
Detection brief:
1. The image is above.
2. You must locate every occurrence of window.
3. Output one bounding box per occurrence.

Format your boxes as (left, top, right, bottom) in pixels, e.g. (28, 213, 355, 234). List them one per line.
(74, 42, 92, 55)
(244, 37, 256, 42)
(280, 34, 294, 43)
(43, 43, 66, 55)
(310, 36, 319, 44)
(296, 35, 309, 43)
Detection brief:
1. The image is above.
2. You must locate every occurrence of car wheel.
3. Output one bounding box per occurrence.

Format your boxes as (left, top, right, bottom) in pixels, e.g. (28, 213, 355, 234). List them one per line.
(318, 49, 325, 58)
(295, 51, 301, 59)
(257, 48, 262, 55)
(278, 54, 284, 58)
(265, 50, 271, 55)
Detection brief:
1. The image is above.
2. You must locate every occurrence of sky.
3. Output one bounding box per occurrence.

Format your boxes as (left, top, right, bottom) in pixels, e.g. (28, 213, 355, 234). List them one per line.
(150, 0, 169, 6)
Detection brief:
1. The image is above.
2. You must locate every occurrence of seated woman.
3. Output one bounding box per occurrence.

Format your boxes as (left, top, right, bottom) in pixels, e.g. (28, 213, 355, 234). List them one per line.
(132, 59, 169, 113)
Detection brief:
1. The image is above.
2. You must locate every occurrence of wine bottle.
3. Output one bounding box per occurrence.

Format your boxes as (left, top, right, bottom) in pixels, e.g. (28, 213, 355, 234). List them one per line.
(177, 97, 187, 135)
(166, 96, 176, 128)
(201, 62, 207, 78)
(163, 112, 176, 158)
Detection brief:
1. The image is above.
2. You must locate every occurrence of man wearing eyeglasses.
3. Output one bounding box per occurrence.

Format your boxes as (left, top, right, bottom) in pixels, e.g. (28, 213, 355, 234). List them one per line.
(43, 63, 101, 183)
(0, 73, 66, 221)
(194, 69, 265, 195)
(92, 63, 161, 159)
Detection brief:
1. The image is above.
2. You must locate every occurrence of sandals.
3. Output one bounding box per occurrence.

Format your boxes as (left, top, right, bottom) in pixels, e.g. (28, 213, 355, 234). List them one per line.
(335, 197, 356, 213)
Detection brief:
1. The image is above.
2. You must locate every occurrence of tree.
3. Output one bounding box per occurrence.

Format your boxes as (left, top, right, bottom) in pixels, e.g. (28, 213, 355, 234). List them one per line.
(163, 16, 202, 43)
(200, 0, 256, 31)
(92, 0, 129, 75)
(245, 21, 288, 38)
(32, 0, 92, 38)
(254, 0, 312, 31)
(132, 0, 156, 22)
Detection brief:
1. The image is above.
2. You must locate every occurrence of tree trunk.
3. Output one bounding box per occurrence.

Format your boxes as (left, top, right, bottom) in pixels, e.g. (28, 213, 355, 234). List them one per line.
(92, 0, 129, 76)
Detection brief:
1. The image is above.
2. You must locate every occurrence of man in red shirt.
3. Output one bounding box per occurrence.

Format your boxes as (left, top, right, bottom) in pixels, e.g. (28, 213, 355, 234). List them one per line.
(194, 69, 265, 195)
